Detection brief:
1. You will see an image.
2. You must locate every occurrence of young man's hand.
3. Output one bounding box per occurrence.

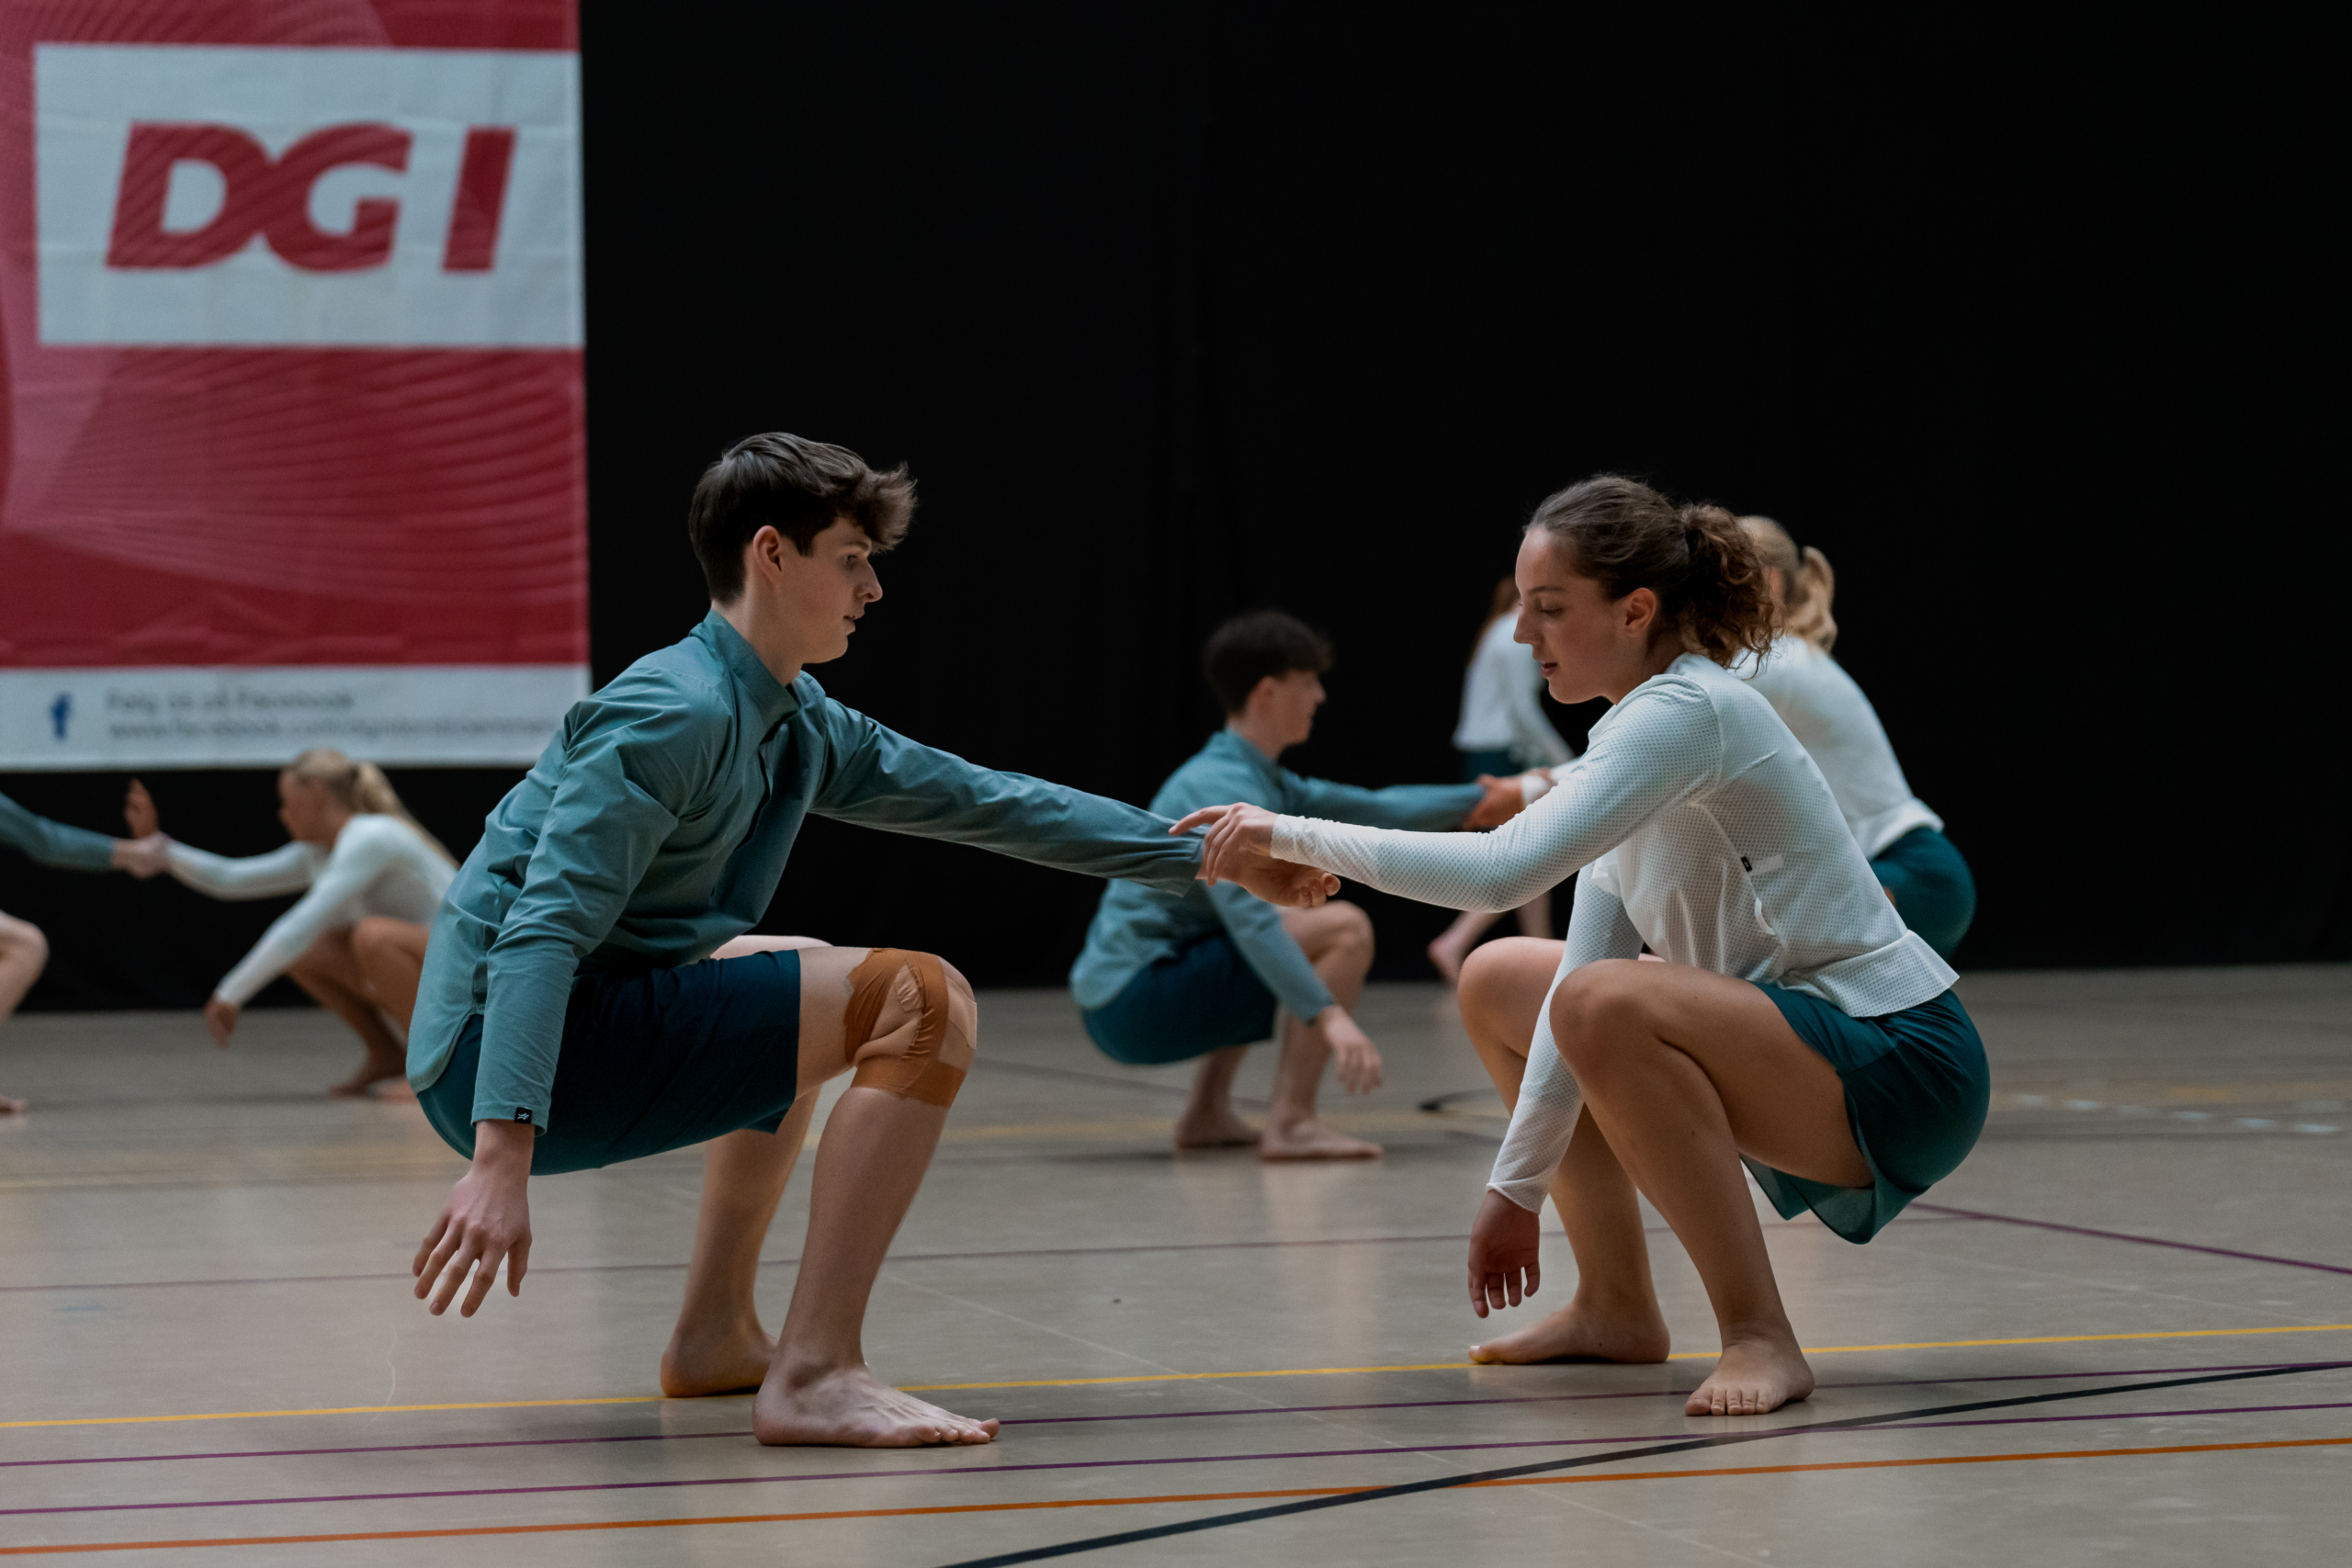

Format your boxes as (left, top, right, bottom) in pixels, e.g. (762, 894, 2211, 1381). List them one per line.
(1171, 803, 1339, 907)
(202, 996, 239, 1046)
(1464, 773, 1539, 830)
(1466, 1188, 1542, 1316)
(112, 833, 171, 878)
(414, 1120, 535, 1316)
(1317, 1006, 1384, 1094)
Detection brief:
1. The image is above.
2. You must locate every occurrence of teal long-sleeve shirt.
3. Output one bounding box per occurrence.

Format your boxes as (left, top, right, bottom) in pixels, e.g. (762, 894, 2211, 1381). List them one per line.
(1069, 729, 1485, 1020)
(1, 790, 117, 873)
(409, 611, 1204, 1133)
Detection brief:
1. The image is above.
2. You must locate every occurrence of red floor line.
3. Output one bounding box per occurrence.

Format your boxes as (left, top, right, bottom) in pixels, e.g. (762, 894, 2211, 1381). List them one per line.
(4, 1434, 2344, 1556)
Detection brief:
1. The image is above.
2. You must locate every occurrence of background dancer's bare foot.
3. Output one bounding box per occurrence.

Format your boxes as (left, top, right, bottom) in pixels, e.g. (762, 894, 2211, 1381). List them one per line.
(1173, 1105, 1261, 1148)
(662, 1319, 777, 1397)
(329, 1050, 407, 1099)
(1685, 1331, 1815, 1416)
(1470, 1295, 1670, 1364)
(0, 1092, 24, 1115)
(1426, 933, 1469, 986)
(754, 1362, 998, 1446)
(1260, 1118, 1380, 1160)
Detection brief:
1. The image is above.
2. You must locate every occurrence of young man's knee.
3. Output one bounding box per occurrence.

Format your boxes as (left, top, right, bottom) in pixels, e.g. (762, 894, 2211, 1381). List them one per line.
(843, 947, 978, 1107)
(1326, 900, 1375, 964)
(0, 915, 50, 972)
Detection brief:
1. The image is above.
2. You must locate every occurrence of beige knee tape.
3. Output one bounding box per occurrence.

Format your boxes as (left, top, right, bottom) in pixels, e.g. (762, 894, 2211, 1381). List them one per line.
(844, 948, 975, 1107)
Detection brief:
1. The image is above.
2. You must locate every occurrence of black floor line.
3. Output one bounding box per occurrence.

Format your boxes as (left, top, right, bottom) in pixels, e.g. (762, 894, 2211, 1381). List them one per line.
(933, 1361, 2350, 1567)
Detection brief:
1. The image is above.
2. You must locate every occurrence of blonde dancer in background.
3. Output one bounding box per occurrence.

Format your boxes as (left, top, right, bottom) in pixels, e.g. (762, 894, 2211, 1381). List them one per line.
(1428, 579, 1577, 982)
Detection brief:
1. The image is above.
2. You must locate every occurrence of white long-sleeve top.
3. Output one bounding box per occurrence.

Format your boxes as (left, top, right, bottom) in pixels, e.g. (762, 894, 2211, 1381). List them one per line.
(1272, 653, 1955, 1212)
(1736, 637, 1940, 858)
(1453, 615, 1575, 767)
(169, 815, 455, 1007)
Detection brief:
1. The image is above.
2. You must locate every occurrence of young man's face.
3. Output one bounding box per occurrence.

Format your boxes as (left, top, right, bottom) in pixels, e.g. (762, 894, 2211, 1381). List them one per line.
(1255, 669, 1327, 749)
(759, 517, 883, 666)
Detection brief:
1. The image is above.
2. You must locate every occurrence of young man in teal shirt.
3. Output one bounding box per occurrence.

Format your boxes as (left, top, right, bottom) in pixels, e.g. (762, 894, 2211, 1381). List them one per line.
(409, 434, 1204, 1448)
(1070, 612, 1526, 1158)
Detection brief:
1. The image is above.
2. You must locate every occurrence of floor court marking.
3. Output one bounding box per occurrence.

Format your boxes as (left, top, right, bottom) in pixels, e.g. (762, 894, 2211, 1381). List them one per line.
(6, 1371, 2341, 1560)
(17, 1360, 2326, 1471)
(933, 1362, 2350, 1567)
(9, 1324, 2351, 1431)
(1911, 1201, 2352, 1277)
(15, 1391, 2352, 1522)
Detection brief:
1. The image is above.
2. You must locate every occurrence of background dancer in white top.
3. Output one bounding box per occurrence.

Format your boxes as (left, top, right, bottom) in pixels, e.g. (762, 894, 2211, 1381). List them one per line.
(1, 790, 165, 1111)
(1178, 476, 1987, 1418)
(123, 752, 461, 1096)
(1736, 515, 1975, 960)
(1428, 580, 1577, 983)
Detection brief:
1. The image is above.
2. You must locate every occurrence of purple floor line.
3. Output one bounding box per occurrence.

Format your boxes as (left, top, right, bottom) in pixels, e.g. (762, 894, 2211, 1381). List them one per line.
(1910, 1202, 2352, 1277)
(8, 1361, 2337, 1472)
(10, 1395, 2349, 1519)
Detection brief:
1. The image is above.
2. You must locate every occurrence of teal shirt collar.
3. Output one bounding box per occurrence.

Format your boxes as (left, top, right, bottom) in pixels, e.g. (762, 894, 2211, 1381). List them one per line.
(694, 609, 802, 729)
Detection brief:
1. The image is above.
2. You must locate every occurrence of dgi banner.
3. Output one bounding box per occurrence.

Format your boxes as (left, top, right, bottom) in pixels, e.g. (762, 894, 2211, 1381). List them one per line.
(0, 0, 587, 768)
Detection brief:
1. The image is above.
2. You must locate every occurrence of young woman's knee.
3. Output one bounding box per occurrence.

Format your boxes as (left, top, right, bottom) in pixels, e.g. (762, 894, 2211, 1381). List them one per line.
(348, 917, 404, 966)
(1549, 960, 1650, 1078)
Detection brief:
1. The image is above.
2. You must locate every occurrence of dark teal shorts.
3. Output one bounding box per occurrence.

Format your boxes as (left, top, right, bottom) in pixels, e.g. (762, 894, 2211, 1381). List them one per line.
(1744, 983, 1988, 1244)
(420, 950, 802, 1175)
(1871, 826, 1975, 962)
(1080, 932, 1280, 1066)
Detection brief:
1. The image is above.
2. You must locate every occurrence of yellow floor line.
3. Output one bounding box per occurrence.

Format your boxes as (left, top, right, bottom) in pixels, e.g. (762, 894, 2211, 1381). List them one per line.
(7, 1323, 2348, 1430)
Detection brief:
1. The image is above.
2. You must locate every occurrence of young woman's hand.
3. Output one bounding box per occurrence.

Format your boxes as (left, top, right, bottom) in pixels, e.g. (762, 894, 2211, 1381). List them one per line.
(111, 833, 171, 878)
(413, 1120, 535, 1316)
(1317, 1006, 1384, 1094)
(122, 779, 159, 839)
(1170, 803, 1340, 906)
(1463, 773, 1529, 829)
(1466, 1188, 1542, 1316)
(202, 996, 239, 1047)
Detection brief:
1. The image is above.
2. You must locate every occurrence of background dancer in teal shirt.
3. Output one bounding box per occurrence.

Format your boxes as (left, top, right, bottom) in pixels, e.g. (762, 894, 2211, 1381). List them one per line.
(409, 434, 1203, 1449)
(1, 790, 163, 1112)
(1071, 612, 1526, 1158)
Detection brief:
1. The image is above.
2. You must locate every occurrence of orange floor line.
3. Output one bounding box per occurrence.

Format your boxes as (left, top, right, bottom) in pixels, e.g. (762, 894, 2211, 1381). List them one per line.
(4, 1434, 2345, 1556)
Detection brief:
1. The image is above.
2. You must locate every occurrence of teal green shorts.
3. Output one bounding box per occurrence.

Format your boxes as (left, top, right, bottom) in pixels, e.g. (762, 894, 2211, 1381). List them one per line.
(1744, 983, 1987, 1243)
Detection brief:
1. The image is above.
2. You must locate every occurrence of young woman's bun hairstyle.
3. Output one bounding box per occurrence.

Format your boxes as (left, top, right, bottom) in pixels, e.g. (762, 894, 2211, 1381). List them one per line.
(1526, 475, 1776, 666)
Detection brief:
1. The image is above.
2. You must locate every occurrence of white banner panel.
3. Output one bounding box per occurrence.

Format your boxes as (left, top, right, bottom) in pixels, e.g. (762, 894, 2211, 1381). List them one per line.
(34, 44, 582, 348)
(0, 666, 587, 769)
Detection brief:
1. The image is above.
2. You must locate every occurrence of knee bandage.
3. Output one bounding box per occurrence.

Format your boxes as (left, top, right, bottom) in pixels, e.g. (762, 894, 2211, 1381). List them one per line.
(843, 948, 976, 1107)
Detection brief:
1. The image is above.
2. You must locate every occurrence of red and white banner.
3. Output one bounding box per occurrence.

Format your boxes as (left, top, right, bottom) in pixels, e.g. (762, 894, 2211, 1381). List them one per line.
(0, 1, 586, 768)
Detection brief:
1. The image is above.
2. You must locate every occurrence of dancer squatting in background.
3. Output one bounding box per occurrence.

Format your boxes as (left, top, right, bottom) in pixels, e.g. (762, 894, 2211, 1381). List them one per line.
(1735, 516, 1974, 961)
(0, 789, 165, 1111)
(1178, 476, 1989, 1418)
(1429, 578, 1580, 983)
(120, 756, 456, 1097)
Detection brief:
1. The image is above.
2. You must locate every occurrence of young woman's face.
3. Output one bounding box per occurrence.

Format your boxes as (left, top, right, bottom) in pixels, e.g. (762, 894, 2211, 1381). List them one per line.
(277, 773, 337, 843)
(1511, 531, 1666, 705)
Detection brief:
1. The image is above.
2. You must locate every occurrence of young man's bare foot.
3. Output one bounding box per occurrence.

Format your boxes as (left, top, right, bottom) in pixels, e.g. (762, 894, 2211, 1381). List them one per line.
(1684, 1331, 1815, 1416)
(0, 1092, 25, 1115)
(1469, 1296, 1671, 1365)
(1173, 1105, 1261, 1149)
(753, 1362, 998, 1447)
(329, 1051, 407, 1099)
(1259, 1118, 1381, 1160)
(661, 1319, 778, 1397)
(1426, 934, 1469, 987)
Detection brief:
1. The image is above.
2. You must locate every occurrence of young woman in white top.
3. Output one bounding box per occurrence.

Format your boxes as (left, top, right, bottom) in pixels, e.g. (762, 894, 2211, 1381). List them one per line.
(1736, 516, 1974, 960)
(1428, 579, 1577, 982)
(1178, 476, 1986, 1417)
(122, 750, 458, 1096)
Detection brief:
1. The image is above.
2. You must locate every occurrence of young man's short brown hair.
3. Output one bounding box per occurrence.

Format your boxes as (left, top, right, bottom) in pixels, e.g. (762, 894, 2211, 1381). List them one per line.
(687, 433, 916, 602)
(1201, 610, 1334, 716)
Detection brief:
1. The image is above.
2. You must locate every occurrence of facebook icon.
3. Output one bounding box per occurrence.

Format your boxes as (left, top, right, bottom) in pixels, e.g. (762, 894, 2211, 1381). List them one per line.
(49, 693, 71, 740)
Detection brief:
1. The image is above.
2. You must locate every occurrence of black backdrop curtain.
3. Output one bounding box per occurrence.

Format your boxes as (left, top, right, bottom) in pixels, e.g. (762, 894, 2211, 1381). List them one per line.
(5, 4, 2341, 1011)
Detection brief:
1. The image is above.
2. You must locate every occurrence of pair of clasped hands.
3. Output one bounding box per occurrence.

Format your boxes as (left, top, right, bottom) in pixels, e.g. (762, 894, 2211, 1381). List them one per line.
(1171, 772, 1545, 1318)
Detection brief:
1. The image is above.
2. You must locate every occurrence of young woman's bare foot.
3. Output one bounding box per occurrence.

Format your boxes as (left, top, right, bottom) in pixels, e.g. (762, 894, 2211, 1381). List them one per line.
(1684, 1331, 1815, 1416)
(329, 1050, 407, 1099)
(0, 1092, 25, 1115)
(1259, 1119, 1381, 1161)
(661, 1319, 778, 1397)
(1172, 1105, 1261, 1149)
(1469, 1295, 1671, 1365)
(753, 1362, 999, 1447)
